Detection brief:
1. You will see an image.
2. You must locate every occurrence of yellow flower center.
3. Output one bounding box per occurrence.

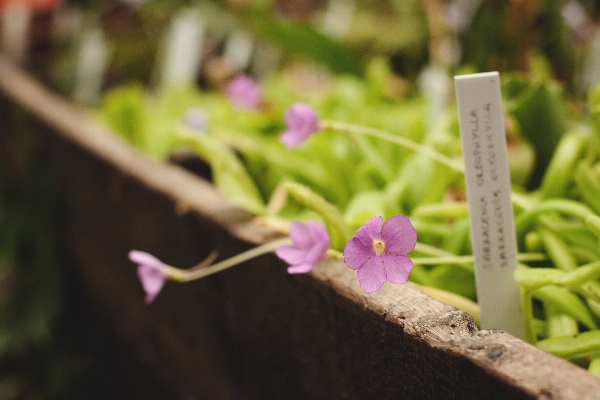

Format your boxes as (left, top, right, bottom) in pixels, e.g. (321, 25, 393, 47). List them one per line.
(372, 239, 386, 256)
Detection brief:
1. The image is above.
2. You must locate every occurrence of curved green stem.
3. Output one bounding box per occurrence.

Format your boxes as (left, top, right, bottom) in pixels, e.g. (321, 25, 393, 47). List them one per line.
(320, 120, 465, 172)
(539, 133, 587, 200)
(412, 252, 547, 266)
(174, 238, 293, 282)
(330, 243, 546, 267)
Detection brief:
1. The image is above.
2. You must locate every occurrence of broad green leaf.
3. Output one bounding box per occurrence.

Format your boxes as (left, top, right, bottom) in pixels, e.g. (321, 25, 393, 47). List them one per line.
(575, 162, 600, 215)
(533, 285, 597, 330)
(506, 79, 568, 189)
(100, 83, 146, 147)
(181, 132, 265, 214)
(283, 181, 350, 251)
(145, 86, 205, 159)
(514, 268, 565, 290)
(538, 330, 600, 360)
(344, 191, 388, 232)
(539, 132, 587, 199)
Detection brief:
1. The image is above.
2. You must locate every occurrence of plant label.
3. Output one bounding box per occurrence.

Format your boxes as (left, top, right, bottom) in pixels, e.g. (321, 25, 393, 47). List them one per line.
(224, 30, 254, 72)
(2, 3, 31, 64)
(454, 72, 524, 339)
(320, 0, 356, 38)
(73, 29, 110, 105)
(161, 10, 205, 88)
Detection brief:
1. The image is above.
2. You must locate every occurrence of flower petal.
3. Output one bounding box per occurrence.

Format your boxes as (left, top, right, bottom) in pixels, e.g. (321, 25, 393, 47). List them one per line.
(280, 128, 309, 150)
(356, 257, 387, 293)
(225, 74, 262, 111)
(353, 216, 383, 247)
(381, 215, 417, 255)
(305, 240, 329, 264)
(287, 262, 314, 274)
(129, 250, 165, 270)
(137, 264, 166, 303)
(383, 254, 413, 284)
(275, 246, 306, 265)
(289, 221, 312, 249)
(306, 220, 330, 247)
(279, 103, 320, 149)
(343, 237, 372, 270)
(284, 103, 319, 133)
(183, 107, 208, 132)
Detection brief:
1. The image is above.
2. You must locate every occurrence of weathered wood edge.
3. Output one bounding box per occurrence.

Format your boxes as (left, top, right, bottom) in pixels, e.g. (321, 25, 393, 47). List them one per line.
(2, 56, 600, 398)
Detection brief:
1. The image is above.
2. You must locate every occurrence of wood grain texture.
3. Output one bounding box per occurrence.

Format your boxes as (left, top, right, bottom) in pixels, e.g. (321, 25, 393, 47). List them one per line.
(1, 56, 600, 399)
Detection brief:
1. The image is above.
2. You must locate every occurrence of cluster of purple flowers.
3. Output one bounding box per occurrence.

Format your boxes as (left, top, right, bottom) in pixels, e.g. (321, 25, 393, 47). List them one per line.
(273, 215, 416, 294)
(130, 76, 417, 303)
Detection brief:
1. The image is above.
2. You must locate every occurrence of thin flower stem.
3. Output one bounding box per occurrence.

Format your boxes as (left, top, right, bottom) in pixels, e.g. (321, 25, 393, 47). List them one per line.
(168, 239, 546, 286)
(176, 238, 293, 282)
(325, 246, 546, 266)
(320, 120, 465, 172)
(189, 251, 219, 271)
(254, 215, 292, 235)
(314, 120, 535, 222)
(412, 252, 547, 265)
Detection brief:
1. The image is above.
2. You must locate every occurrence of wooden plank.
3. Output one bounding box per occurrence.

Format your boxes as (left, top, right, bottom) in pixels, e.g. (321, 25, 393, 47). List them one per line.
(1, 56, 599, 399)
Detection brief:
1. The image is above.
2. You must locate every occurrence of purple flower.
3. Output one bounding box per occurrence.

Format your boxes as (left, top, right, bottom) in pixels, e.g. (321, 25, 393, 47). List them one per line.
(343, 216, 417, 294)
(129, 250, 169, 303)
(182, 107, 208, 133)
(279, 103, 320, 149)
(275, 220, 330, 274)
(225, 74, 262, 111)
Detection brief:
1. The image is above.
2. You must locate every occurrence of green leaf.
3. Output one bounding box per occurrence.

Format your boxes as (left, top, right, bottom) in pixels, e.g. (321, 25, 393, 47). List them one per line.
(144, 86, 205, 159)
(506, 79, 569, 189)
(557, 261, 600, 288)
(514, 268, 565, 290)
(538, 330, 600, 360)
(283, 181, 350, 251)
(181, 132, 265, 214)
(533, 285, 597, 330)
(539, 133, 587, 200)
(545, 299, 580, 339)
(100, 83, 146, 147)
(344, 191, 388, 232)
(588, 358, 600, 377)
(574, 162, 600, 215)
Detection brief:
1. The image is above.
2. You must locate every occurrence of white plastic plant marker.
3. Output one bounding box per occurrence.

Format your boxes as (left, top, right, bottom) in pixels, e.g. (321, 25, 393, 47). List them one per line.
(2, 3, 31, 64)
(73, 29, 110, 105)
(319, 0, 356, 38)
(454, 72, 525, 339)
(223, 30, 254, 72)
(419, 64, 451, 135)
(161, 10, 205, 88)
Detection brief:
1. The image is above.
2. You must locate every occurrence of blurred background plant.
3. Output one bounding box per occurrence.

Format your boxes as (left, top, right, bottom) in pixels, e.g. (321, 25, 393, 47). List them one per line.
(37, 0, 600, 98)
